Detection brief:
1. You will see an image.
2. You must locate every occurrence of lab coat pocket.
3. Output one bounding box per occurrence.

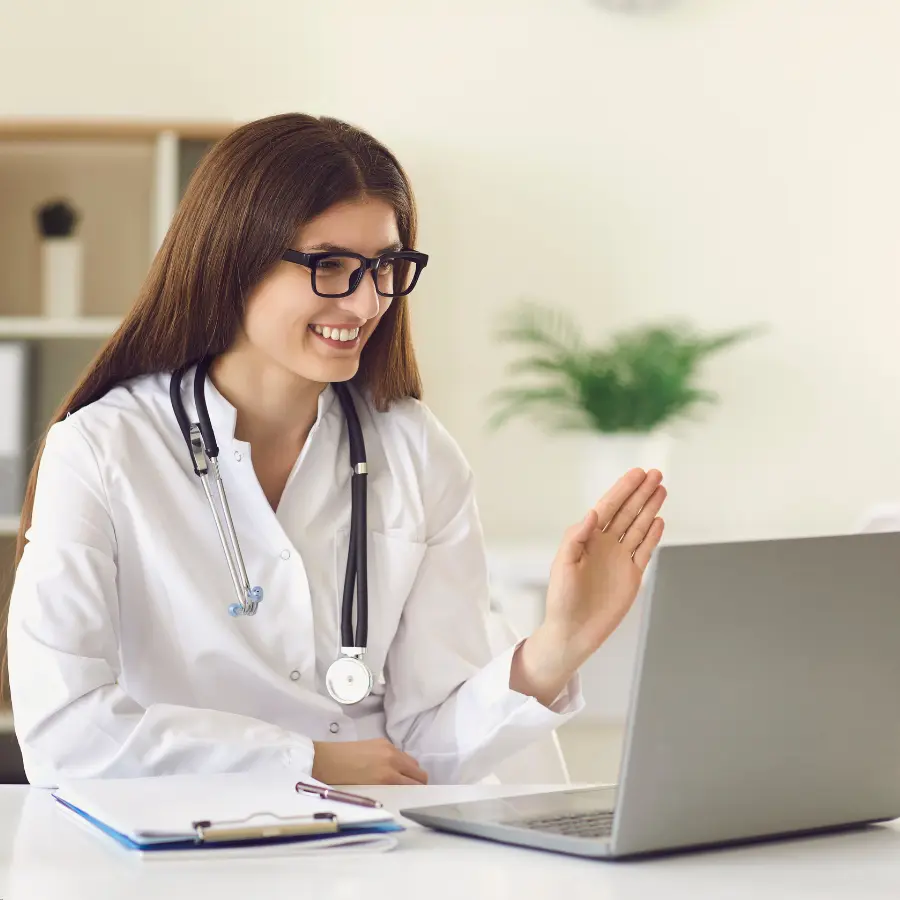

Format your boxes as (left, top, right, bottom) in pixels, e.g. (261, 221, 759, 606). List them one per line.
(334, 528, 427, 692)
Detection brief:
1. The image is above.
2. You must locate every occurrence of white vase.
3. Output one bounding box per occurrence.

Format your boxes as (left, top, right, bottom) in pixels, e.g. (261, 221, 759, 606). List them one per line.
(40, 237, 83, 319)
(581, 430, 671, 511)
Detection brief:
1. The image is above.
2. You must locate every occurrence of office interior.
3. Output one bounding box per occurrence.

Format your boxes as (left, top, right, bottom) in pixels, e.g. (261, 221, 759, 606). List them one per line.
(1, 0, 898, 787)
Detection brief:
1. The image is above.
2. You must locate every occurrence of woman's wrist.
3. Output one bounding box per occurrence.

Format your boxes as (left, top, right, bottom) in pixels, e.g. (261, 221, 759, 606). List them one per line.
(508, 621, 585, 708)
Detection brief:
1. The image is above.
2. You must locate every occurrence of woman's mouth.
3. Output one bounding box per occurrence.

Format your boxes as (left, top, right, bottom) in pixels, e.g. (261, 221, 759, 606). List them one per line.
(309, 324, 361, 348)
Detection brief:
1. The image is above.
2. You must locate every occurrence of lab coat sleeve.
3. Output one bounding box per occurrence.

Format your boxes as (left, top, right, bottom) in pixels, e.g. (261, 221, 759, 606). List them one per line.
(7, 419, 314, 787)
(382, 409, 585, 784)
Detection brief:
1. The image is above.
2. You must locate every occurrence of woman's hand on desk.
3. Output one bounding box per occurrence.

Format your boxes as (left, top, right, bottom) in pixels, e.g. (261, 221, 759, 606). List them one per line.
(312, 738, 429, 785)
(510, 468, 667, 707)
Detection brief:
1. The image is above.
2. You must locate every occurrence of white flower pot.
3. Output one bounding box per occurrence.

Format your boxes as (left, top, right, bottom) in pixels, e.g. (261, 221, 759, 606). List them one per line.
(581, 430, 671, 512)
(40, 237, 83, 319)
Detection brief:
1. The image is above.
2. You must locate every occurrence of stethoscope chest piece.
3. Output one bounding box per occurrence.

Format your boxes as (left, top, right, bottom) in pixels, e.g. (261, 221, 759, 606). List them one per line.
(326, 652, 374, 705)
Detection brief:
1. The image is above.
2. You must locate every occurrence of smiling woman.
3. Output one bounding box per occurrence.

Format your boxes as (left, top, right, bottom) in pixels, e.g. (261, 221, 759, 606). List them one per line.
(3, 112, 666, 789)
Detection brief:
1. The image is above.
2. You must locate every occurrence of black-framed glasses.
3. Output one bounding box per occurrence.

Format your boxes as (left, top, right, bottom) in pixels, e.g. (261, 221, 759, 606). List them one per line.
(281, 249, 429, 299)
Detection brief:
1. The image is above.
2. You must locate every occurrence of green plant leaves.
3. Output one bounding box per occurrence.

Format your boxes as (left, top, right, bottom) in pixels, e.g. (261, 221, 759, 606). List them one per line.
(488, 302, 763, 433)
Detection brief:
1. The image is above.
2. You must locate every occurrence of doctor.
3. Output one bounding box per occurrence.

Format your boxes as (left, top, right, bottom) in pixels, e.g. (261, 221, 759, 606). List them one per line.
(5, 113, 667, 788)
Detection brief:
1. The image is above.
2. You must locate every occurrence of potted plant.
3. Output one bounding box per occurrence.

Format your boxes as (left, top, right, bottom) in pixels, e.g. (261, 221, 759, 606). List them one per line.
(35, 198, 82, 319)
(489, 301, 762, 509)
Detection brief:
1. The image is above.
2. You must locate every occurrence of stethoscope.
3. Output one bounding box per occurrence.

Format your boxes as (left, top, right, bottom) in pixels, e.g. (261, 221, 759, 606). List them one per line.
(169, 356, 373, 706)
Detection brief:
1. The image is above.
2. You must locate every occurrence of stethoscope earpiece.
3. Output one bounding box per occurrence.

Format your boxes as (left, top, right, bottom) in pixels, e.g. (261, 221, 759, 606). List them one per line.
(170, 359, 373, 704)
(228, 585, 263, 617)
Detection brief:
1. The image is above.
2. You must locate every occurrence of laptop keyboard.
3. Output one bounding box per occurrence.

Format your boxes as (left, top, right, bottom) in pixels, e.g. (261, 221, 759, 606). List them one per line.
(515, 810, 615, 839)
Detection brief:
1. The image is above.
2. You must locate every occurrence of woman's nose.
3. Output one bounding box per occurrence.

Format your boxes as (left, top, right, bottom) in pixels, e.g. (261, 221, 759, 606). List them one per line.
(339, 270, 380, 321)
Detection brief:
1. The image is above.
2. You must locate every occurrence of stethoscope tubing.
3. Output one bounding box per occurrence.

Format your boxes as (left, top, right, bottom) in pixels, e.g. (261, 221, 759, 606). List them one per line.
(169, 359, 368, 644)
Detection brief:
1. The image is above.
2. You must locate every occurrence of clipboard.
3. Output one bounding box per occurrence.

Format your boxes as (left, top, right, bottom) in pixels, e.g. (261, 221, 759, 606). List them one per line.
(52, 773, 403, 855)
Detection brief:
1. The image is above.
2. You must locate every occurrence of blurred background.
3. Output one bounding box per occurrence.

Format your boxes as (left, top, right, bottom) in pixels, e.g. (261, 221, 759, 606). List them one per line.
(1, 0, 899, 784)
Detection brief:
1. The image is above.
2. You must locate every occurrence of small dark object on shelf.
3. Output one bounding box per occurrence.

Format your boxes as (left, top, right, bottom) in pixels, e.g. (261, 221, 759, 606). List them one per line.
(36, 199, 80, 238)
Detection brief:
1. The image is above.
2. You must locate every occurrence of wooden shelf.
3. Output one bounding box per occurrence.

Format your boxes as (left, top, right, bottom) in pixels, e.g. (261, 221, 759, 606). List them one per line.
(0, 516, 19, 538)
(0, 119, 237, 142)
(0, 317, 120, 339)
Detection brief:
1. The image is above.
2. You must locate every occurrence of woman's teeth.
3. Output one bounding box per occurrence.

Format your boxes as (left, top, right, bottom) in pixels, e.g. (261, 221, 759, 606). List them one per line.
(312, 325, 360, 342)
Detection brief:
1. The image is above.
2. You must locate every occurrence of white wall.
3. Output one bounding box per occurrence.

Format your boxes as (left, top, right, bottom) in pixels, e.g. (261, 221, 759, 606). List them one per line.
(4, 0, 900, 547)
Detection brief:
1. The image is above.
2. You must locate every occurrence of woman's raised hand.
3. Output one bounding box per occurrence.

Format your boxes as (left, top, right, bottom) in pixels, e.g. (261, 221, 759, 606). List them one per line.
(510, 469, 667, 707)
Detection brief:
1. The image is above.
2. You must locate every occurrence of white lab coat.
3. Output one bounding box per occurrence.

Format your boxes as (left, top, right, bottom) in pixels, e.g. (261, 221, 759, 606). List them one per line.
(8, 368, 582, 787)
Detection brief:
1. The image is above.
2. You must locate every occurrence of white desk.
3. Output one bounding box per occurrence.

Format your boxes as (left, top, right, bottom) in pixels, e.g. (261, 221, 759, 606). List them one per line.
(0, 783, 898, 899)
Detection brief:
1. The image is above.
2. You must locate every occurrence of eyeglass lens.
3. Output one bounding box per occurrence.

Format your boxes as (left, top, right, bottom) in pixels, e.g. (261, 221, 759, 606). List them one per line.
(312, 254, 420, 298)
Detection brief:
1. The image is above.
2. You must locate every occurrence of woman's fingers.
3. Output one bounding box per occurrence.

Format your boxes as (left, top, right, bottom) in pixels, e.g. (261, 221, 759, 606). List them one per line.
(620, 484, 667, 553)
(633, 518, 666, 571)
(560, 468, 667, 570)
(604, 469, 664, 539)
(594, 469, 647, 531)
(593, 468, 648, 529)
(394, 752, 429, 784)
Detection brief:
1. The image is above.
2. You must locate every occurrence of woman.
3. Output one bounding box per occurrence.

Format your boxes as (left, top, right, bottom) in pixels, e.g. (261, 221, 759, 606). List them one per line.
(5, 113, 666, 787)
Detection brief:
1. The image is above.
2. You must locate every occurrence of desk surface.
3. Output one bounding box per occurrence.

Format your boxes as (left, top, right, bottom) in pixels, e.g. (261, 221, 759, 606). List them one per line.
(0, 783, 898, 899)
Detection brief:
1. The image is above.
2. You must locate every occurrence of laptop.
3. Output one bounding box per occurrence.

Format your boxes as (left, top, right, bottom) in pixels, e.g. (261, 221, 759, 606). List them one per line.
(401, 531, 900, 859)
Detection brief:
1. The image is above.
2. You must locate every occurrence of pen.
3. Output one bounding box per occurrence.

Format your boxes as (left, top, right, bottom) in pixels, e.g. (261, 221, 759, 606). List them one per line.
(295, 781, 383, 809)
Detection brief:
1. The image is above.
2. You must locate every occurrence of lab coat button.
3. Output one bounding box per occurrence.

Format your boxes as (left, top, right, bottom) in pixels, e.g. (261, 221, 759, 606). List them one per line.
(290, 670, 301, 681)
(329, 723, 340, 734)
(233, 450, 242, 462)
(280, 549, 291, 560)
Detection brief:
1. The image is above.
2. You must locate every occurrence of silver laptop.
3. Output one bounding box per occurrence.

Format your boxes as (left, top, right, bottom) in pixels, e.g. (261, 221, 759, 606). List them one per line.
(401, 532, 900, 859)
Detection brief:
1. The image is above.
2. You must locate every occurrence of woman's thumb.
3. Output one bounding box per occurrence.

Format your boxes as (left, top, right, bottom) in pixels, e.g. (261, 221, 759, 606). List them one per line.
(558, 509, 599, 564)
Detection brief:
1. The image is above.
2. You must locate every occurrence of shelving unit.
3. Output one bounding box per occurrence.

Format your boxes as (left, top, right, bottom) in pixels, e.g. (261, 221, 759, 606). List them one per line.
(0, 317, 121, 339)
(0, 118, 239, 709)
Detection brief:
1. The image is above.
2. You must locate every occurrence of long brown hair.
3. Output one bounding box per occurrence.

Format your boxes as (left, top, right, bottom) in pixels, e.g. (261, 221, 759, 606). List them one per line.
(4, 113, 422, 662)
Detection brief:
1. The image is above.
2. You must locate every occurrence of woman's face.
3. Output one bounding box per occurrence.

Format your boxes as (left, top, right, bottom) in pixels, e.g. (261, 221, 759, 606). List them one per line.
(239, 196, 401, 385)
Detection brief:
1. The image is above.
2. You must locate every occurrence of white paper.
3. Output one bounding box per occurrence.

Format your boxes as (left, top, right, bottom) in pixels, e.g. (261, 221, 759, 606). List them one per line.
(53, 772, 395, 842)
